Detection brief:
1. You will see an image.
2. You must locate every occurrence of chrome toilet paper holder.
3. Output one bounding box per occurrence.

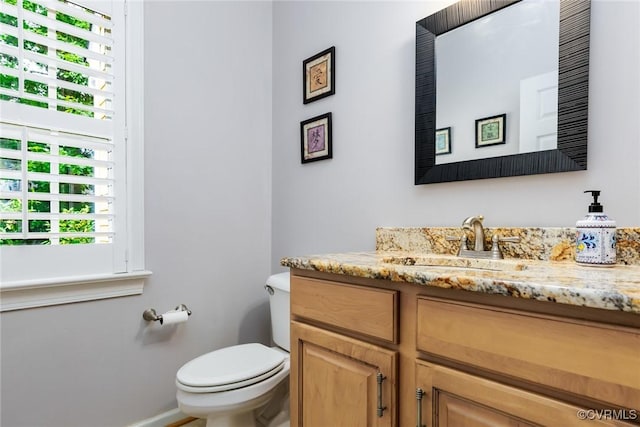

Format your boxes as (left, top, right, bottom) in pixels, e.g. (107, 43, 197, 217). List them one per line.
(143, 304, 192, 325)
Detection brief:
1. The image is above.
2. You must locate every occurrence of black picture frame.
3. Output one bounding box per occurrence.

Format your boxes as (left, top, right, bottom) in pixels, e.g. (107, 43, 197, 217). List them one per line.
(435, 127, 452, 155)
(415, 0, 591, 184)
(475, 114, 506, 148)
(301, 112, 332, 163)
(303, 46, 335, 104)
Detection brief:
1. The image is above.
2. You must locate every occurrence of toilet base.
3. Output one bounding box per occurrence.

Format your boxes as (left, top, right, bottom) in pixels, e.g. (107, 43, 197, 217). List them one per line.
(204, 380, 289, 427)
(179, 390, 272, 427)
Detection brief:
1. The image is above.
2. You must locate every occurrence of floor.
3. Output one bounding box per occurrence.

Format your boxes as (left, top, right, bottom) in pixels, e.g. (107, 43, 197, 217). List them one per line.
(180, 419, 205, 427)
(174, 415, 289, 427)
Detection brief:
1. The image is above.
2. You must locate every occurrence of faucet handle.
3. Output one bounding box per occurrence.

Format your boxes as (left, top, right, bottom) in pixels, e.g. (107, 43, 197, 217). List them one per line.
(490, 235, 521, 259)
(446, 235, 469, 254)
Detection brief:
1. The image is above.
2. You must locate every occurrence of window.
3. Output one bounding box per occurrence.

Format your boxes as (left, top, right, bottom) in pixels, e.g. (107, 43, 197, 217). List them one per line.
(0, 0, 147, 311)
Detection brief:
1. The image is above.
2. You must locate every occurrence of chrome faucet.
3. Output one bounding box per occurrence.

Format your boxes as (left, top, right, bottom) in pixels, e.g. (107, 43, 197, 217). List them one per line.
(462, 215, 485, 251)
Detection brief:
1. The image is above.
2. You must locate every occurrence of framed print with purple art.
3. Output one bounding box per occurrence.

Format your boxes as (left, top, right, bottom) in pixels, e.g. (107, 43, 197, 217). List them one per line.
(300, 112, 332, 163)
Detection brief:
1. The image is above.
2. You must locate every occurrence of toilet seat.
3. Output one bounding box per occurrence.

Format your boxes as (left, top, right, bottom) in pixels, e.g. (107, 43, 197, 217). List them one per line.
(176, 343, 285, 393)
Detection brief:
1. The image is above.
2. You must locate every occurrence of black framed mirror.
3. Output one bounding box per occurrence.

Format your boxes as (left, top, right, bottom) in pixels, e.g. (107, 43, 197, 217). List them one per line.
(415, 0, 591, 184)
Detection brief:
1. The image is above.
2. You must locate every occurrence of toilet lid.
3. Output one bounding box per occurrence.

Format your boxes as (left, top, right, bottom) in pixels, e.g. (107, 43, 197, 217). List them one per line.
(176, 343, 285, 391)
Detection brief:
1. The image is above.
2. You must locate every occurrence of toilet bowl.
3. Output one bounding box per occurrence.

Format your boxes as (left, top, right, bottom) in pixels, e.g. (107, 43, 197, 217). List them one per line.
(176, 273, 291, 427)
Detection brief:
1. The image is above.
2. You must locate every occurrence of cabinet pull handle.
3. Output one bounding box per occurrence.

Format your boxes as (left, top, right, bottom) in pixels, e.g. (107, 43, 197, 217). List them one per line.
(376, 372, 387, 417)
(416, 387, 425, 427)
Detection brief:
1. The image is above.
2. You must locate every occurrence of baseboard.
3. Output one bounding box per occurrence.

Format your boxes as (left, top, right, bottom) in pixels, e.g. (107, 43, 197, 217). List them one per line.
(127, 408, 193, 427)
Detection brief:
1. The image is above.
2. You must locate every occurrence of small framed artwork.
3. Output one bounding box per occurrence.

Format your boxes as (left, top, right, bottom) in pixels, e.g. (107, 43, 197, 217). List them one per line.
(301, 112, 332, 163)
(435, 127, 451, 155)
(475, 114, 506, 148)
(303, 46, 335, 104)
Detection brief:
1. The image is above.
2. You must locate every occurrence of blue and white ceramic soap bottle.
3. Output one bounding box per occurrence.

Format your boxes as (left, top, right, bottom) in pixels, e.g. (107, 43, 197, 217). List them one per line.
(576, 190, 616, 266)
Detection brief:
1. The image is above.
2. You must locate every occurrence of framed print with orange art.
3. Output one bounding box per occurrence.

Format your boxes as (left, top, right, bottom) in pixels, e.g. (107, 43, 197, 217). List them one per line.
(303, 46, 335, 104)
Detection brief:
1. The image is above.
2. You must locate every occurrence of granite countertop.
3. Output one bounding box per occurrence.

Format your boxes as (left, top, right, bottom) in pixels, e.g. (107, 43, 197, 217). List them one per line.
(281, 227, 640, 314)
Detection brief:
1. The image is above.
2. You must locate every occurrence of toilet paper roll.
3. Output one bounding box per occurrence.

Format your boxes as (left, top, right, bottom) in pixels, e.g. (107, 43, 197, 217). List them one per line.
(160, 310, 189, 325)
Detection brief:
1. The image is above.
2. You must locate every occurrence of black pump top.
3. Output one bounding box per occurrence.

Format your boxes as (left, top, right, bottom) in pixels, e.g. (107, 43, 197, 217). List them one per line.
(585, 190, 603, 213)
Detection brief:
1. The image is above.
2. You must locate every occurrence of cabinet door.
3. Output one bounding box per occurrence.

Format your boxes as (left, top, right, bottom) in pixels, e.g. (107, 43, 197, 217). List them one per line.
(415, 361, 631, 427)
(291, 321, 397, 427)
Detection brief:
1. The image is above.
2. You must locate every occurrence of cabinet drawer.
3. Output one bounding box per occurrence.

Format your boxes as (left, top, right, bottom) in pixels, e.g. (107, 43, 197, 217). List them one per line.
(416, 297, 640, 410)
(291, 276, 398, 343)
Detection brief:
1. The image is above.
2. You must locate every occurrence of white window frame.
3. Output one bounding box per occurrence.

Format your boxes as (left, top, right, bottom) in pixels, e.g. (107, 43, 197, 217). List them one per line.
(0, 0, 150, 311)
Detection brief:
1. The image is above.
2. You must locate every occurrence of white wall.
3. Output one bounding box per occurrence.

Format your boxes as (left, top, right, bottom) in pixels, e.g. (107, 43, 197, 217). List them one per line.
(0, 2, 273, 426)
(271, 0, 640, 273)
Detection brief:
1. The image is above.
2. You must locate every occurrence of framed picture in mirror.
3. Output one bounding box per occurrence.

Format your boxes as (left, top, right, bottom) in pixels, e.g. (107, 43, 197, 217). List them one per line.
(435, 127, 451, 154)
(475, 114, 506, 148)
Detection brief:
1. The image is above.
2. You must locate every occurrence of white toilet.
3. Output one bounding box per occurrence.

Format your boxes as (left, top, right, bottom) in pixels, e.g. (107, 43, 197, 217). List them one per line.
(176, 272, 291, 427)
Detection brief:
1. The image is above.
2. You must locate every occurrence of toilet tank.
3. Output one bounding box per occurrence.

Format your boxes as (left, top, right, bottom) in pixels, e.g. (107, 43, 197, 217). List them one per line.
(265, 272, 290, 351)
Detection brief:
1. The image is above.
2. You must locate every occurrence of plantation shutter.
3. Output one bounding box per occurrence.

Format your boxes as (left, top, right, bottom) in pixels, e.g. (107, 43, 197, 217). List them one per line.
(0, 0, 127, 282)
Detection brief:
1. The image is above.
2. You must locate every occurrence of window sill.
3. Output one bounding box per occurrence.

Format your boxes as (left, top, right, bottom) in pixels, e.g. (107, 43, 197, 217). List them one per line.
(0, 270, 152, 312)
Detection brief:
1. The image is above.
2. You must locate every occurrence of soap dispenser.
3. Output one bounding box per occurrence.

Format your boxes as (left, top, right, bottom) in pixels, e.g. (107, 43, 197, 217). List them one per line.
(575, 190, 616, 266)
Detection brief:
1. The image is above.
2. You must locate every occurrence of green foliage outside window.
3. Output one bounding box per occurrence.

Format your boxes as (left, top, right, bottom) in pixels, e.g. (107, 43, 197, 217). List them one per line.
(0, 0, 95, 113)
(0, 0, 102, 245)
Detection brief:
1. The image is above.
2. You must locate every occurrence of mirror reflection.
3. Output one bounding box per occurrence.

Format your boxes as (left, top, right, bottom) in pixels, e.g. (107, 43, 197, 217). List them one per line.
(436, 0, 560, 164)
(415, 0, 590, 184)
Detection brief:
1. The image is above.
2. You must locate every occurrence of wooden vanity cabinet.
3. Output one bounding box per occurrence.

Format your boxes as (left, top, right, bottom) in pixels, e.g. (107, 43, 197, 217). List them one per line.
(289, 269, 640, 427)
(290, 274, 399, 427)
